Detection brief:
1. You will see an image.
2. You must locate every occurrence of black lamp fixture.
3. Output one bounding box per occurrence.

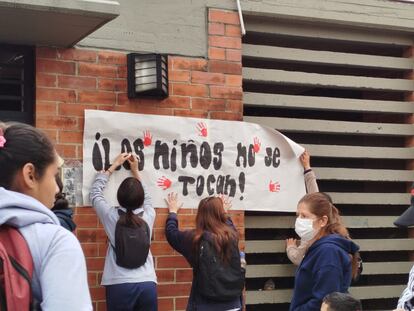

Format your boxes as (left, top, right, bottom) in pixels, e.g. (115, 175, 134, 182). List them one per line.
(127, 53, 168, 99)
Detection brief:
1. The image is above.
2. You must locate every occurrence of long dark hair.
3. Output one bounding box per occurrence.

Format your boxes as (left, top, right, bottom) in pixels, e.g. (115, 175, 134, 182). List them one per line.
(116, 177, 146, 227)
(0, 122, 55, 189)
(52, 175, 69, 210)
(299, 192, 360, 279)
(192, 197, 238, 264)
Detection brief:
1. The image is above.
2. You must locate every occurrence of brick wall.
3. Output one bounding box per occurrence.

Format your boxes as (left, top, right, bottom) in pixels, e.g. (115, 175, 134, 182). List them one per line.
(35, 8, 244, 311)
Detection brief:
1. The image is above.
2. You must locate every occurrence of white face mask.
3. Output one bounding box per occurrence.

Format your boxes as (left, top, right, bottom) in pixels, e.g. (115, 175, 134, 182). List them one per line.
(295, 218, 317, 241)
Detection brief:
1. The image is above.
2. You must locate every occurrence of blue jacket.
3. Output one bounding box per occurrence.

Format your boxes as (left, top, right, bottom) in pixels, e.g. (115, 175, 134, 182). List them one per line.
(165, 212, 242, 311)
(289, 234, 359, 311)
(52, 208, 76, 232)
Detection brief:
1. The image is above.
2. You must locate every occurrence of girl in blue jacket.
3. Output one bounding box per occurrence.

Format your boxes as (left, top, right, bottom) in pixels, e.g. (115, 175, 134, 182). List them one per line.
(165, 193, 243, 311)
(290, 192, 360, 311)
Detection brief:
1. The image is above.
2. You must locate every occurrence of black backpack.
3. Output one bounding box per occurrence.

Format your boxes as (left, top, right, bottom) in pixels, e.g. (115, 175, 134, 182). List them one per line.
(195, 234, 245, 302)
(112, 209, 150, 269)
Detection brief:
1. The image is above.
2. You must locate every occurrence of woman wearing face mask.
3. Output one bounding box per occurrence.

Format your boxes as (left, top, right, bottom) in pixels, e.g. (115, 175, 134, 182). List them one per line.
(289, 192, 360, 311)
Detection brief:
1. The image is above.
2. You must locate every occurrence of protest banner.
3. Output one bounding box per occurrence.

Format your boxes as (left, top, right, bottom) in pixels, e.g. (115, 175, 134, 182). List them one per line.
(83, 110, 305, 211)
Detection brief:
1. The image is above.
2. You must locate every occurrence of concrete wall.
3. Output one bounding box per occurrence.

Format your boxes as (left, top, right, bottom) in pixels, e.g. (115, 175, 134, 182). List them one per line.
(78, 0, 414, 57)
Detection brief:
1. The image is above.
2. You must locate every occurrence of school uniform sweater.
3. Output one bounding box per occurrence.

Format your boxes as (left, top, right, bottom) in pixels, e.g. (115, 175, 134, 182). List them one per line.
(165, 212, 241, 311)
(289, 234, 359, 311)
(90, 173, 157, 285)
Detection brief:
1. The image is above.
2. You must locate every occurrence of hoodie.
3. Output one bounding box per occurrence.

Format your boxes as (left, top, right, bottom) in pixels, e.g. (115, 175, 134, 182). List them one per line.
(0, 187, 92, 311)
(89, 173, 157, 286)
(52, 208, 77, 232)
(289, 234, 359, 311)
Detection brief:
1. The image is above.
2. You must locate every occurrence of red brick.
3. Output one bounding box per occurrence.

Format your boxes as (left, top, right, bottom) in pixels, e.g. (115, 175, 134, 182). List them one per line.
(37, 59, 76, 75)
(36, 116, 78, 130)
(225, 24, 242, 37)
(37, 73, 57, 87)
(74, 214, 99, 227)
(98, 78, 127, 92)
(209, 36, 241, 49)
(176, 269, 193, 282)
(81, 243, 99, 257)
(59, 130, 83, 144)
(174, 110, 208, 118)
(37, 88, 76, 102)
(208, 22, 225, 35)
(172, 84, 208, 97)
(118, 65, 127, 78)
(74, 207, 96, 215)
(192, 98, 226, 111)
(58, 49, 97, 62)
(156, 269, 175, 282)
(209, 60, 242, 74)
(225, 74, 242, 87)
(86, 257, 105, 271)
(79, 63, 118, 78)
(158, 283, 191, 298)
(36, 102, 57, 115)
(226, 99, 243, 113)
(172, 57, 207, 71)
(42, 129, 58, 143)
(88, 272, 98, 286)
(37, 47, 57, 59)
(98, 243, 108, 257)
(210, 111, 242, 121)
(150, 242, 175, 256)
(226, 49, 242, 62)
(191, 71, 225, 85)
(77, 228, 108, 243)
(59, 103, 97, 117)
(58, 76, 96, 90)
(90, 286, 106, 301)
(210, 86, 242, 100)
(157, 256, 191, 269)
(158, 96, 191, 109)
(209, 9, 240, 25)
(169, 70, 190, 82)
(176, 297, 189, 310)
(208, 47, 226, 60)
(158, 298, 174, 311)
(55, 144, 77, 158)
(96, 301, 107, 311)
(98, 51, 126, 65)
(78, 91, 116, 105)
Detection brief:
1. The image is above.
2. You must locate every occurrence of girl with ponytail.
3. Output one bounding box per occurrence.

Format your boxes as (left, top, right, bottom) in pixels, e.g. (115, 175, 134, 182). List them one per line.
(90, 153, 157, 311)
(290, 192, 360, 311)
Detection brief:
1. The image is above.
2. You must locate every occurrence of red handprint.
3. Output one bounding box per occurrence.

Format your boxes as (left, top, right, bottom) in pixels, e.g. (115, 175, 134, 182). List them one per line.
(157, 176, 172, 190)
(269, 180, 280, 193)
(143, 130, 152, 146)
(253, 137, 261, 153)
(197, 122, 208, 137)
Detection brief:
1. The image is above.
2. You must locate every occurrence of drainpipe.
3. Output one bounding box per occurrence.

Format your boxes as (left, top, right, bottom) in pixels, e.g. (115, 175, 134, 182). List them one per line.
(236, 0, 246, 36)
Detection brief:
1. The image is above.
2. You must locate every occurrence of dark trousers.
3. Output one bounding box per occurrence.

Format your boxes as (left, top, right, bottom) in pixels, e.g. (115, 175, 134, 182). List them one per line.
(106, 281, 157, 311)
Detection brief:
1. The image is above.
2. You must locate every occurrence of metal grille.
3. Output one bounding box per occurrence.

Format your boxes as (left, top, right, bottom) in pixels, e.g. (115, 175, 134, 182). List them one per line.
(242, 16, 414, 310)
(0, 44, 34, 124)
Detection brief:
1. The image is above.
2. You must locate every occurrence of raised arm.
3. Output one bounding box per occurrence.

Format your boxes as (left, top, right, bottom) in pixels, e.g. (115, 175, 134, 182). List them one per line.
(301, 150, 319, 193)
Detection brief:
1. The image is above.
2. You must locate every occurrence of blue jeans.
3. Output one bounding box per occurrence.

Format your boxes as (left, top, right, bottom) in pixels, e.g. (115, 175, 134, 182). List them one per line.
(106, 281, 157, 311)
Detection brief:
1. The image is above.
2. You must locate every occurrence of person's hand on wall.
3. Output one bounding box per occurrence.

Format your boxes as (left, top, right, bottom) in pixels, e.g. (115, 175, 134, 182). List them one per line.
(127, 154, 140, 180)
(286, 238, 298, 248)
(300, 150, 311, 170)
(106, 152, 130, 175)
(165, 192, 183, 214)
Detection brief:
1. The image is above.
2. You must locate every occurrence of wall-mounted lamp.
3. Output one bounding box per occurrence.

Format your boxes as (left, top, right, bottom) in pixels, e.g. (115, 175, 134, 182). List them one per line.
(127, 53, 168, 99)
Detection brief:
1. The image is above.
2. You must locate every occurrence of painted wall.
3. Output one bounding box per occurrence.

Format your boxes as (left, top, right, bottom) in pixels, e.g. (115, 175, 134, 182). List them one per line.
(78, 0, 414, 57)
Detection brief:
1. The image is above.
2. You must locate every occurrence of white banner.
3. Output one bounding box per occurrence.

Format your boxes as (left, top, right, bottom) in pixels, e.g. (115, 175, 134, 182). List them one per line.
(82, 110, 306, 212)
